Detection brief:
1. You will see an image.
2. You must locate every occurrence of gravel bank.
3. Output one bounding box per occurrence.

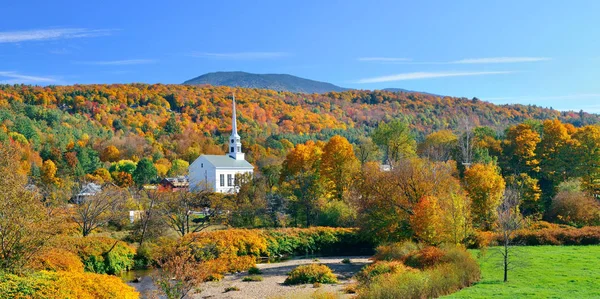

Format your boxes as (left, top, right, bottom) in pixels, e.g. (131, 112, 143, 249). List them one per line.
(192, 256, 372, 299)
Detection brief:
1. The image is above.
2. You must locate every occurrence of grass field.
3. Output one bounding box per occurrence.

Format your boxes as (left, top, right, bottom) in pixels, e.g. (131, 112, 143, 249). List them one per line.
(446, 245, 600, 298)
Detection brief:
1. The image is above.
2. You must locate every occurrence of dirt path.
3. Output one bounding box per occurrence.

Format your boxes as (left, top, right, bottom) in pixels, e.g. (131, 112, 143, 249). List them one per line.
(192, 256, 371, 299)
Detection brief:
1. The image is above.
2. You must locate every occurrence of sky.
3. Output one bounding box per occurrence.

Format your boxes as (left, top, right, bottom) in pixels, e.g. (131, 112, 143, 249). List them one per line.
(2, 0, 600, 112)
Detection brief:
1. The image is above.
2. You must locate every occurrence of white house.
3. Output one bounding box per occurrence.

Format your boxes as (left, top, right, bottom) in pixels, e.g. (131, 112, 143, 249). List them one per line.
(189, 95, 254, 193)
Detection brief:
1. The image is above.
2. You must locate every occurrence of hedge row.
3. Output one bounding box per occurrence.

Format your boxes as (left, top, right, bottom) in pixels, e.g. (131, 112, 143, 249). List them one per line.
(182, 226, 372, 262)
(154, 227, 371, 281)
(476, 226, 600, 247)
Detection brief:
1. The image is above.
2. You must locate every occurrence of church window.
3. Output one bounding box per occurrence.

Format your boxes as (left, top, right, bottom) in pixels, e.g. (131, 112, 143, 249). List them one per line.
(220, 174, 225, 187)
(201, 163, 203, 168)
(230, 146, 234, 152)
(231, 139, 234, 144)
(227, 174, 233, 186)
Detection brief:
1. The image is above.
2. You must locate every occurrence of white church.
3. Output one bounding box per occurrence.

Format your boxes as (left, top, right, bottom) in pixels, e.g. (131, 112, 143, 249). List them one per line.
(189, 95, 254, 193)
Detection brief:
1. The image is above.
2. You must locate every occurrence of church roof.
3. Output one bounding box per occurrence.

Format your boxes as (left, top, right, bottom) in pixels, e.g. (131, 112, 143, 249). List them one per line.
(201, 155, 254, 169)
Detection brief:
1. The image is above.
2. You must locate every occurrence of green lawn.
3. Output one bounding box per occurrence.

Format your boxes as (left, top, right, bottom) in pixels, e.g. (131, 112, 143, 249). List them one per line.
(446, 245, 600, 298)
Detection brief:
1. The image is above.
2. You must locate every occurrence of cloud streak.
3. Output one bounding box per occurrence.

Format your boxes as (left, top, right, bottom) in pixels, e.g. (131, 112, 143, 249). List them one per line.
(485, 93, 600, 102)
(0, 71, 57, 84)
(359, 56, 551, 65)
(451, 57, 551, 64)
(358, 57, 411, 62)
(190, 52, 289, 59)
(0, 28, 114, 43)
(75, 59, 156, 65)
(356, 71, 514, 83)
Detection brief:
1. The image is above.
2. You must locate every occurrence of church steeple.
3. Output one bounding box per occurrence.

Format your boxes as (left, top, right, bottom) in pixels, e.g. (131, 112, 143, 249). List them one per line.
(228, 94, 244, 160)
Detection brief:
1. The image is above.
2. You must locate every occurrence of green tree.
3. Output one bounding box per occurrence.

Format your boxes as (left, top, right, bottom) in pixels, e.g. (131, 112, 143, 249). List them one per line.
(371, 119, 416, 165)
(133, 158, 158, 186)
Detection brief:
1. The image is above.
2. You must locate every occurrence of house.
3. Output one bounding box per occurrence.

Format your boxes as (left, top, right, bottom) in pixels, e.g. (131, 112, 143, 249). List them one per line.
(159, 176, 189, 191)
(189, 95, 254, 193)
(73, 182, 102, 204)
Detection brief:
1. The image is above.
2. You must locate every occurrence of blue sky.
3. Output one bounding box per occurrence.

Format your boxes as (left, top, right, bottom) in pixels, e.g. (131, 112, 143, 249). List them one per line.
(2, 0, 600, 112)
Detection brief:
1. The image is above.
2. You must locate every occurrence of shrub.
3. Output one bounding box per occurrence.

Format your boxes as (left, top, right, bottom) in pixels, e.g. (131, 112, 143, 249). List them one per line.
(30, 249, 84, 273)
(373, 241, 419, 261)
(356, 246, 480, 299)
(242, 275, 263, 282)
(50, 236, 135, 275)
(224, 286, 240, 292)
(355, 261, 411, 284)
(341, 258, 351, 264)
(0, 271, 139, 299)
(403, 246, 445, 269)
(248, 266, 262, 275)
(547, 190, 600, 227)
(284, 264, 338, 285)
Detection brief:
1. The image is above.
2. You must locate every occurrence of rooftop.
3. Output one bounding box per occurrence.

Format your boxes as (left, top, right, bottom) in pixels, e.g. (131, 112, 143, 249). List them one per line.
(202, 155, 254, 169)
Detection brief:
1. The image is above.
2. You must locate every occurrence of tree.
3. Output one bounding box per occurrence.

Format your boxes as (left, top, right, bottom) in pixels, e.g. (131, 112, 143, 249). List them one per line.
(101, 145, 120, 162)
(0, 142, 55, 272)
(41, 159, 59, 185)
(133, 157, 158, 186)
(280, 141, 324, 227)
(228, 175, 268, 227)
(157, 190, 224, 236)
(169, 159, 189, 176)
(72, 185, 128, 237)
(371, 119, 416, 165)
(410, 196, 444, 245)
(463, 163, 506, 230)
(496, 187, 523, 283)
(354, 137, 381, 166)
(130, 189, 164, 246)
(572, 125, 600, 197)
(418, 130, 458, 162)
(501, 123, 541, 175)
(153, 245, 206, 299)
(321, 135, 360, 200)
(164, 114, 182, 135)
(353, 158, 462, 242)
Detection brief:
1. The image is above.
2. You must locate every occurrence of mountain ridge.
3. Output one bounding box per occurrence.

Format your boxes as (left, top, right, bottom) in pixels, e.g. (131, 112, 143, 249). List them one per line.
(183, 71, 348, 94)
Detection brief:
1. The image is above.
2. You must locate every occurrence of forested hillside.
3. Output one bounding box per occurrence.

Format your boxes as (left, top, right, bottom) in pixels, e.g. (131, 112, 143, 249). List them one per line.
(0, 83, 597, 183)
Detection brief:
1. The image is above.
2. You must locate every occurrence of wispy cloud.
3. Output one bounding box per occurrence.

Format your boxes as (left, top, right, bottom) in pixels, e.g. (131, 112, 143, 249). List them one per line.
(358, 57, 411, 62)
(356, 71, 514, 83)
(451, 57, 551, 64)
(75, 59, 156, 65)
(485, 93, 600, 102)
(359, 56, 551, 65)
(0, 28, 114, 43)
(0, 71, 57, 84)
(190, 52, 289, 59)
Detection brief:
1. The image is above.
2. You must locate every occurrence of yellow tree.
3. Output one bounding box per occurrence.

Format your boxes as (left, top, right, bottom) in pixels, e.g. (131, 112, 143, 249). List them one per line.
(417, 129, 458, 162)
(464, 163, 506, 230)
(100, 145, 120, 162)
(572, 125, 600, 196)
(502, 123, 541, 175)
(41, 159, 59, 186)
(537, 120, 577, 194)
(321, 135, 359, 200)
(280, 140, 324, 227)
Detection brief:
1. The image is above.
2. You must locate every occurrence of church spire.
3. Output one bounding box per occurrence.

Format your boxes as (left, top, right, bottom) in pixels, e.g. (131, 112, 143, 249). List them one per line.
(231, 93, 239, 137)
(228, 93, 244, 160)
